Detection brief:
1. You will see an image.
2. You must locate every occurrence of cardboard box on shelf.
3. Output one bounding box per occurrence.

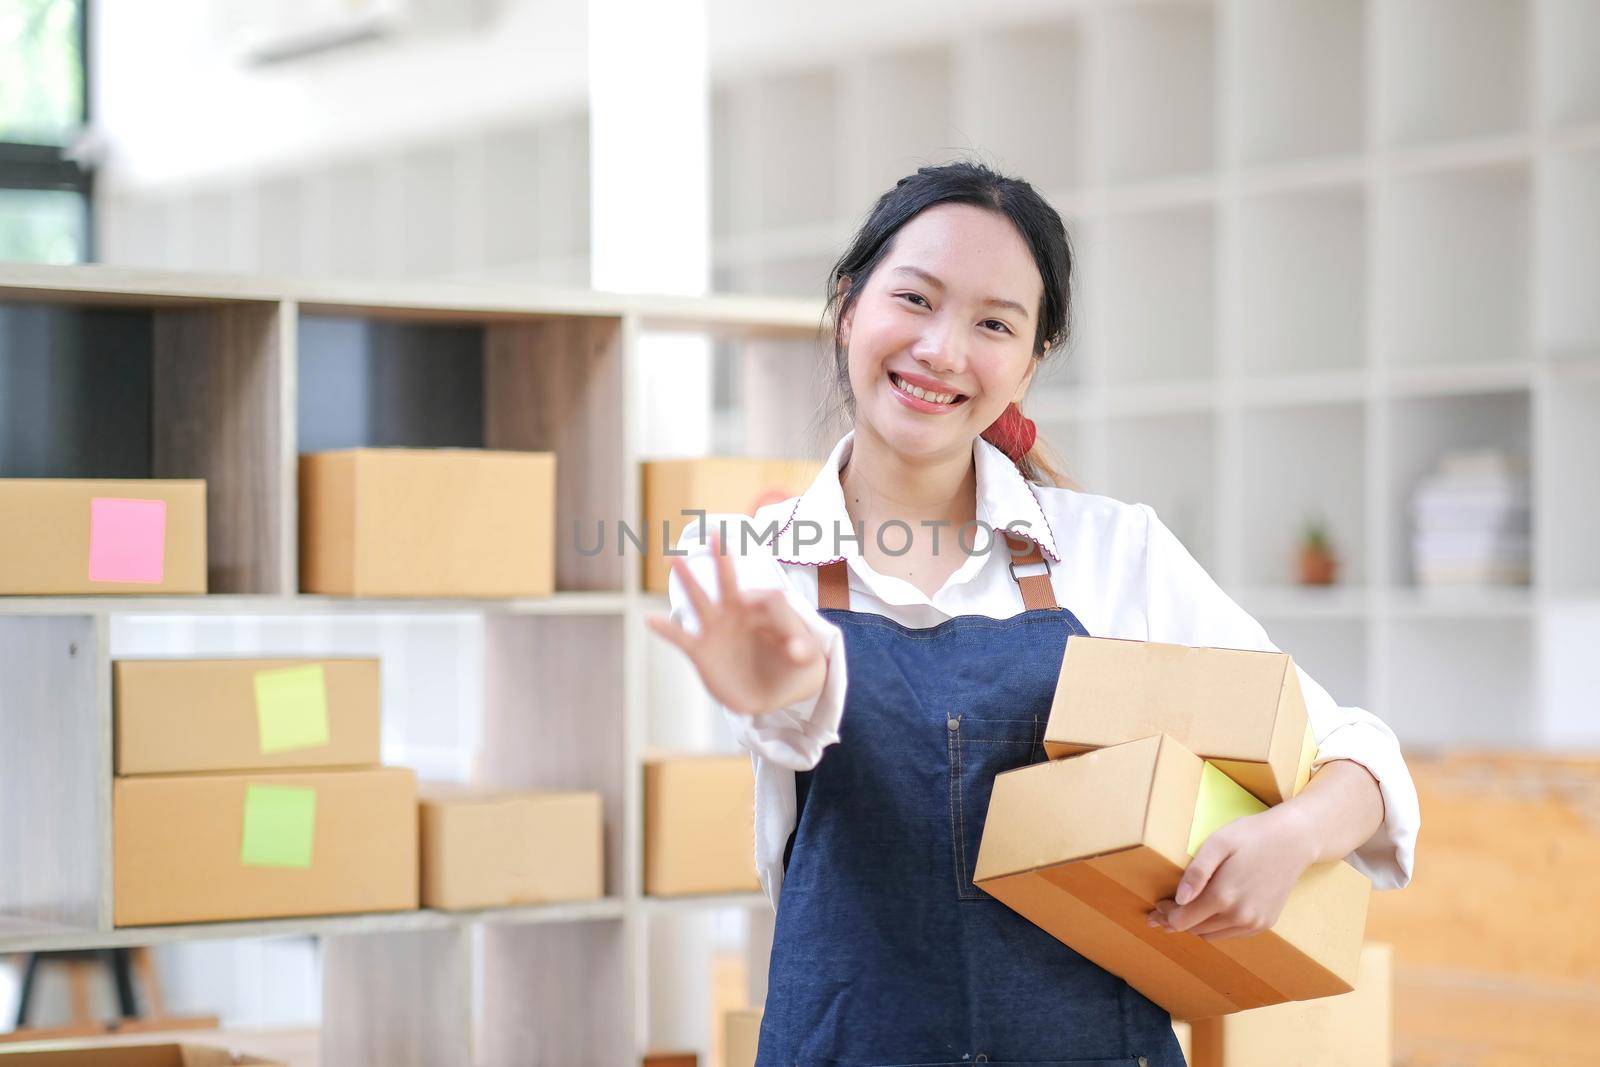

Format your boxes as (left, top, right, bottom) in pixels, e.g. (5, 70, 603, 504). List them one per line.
(113, 767, 418, 926)
(0, 1044, 283, 1066)
(1187, 942, 1391, 1066)
(643, 753, 760, 896)
(298, 447, 555, 597)
(419, 786, 604, 910)
(114, 658, 381, 775)
(724, 1007, 763, 1067)
(640, 457, 820, 594)
(1046, 637, 1318, 804)
(0, 479, 207, 595)
(974, 734, 1370, 1021)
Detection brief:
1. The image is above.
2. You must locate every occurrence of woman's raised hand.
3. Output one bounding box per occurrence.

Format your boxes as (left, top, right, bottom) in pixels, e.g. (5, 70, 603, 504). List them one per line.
(645, 529, 829, 717)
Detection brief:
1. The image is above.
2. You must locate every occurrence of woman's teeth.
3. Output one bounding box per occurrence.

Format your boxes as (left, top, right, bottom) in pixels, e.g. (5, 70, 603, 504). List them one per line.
(890, 371, 963, 406)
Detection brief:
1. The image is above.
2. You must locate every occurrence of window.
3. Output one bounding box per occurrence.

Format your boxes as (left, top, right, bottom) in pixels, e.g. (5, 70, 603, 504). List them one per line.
(0, 0, 92, 263)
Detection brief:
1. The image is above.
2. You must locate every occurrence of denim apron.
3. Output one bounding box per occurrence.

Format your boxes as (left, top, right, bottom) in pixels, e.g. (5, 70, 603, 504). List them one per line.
(755, 536, 1187, 1067)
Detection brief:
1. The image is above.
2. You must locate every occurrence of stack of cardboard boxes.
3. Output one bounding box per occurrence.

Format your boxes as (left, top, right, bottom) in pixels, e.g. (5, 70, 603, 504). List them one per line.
(112, 657, 417, 926)
(975, 637, 1374, 1023)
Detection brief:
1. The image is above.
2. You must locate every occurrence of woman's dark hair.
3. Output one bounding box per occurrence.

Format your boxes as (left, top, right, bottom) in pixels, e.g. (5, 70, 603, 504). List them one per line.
(819, 159, 1074, 487)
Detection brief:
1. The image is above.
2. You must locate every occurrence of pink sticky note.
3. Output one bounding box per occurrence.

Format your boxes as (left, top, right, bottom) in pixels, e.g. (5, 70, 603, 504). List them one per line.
(88, 497, 167, 584)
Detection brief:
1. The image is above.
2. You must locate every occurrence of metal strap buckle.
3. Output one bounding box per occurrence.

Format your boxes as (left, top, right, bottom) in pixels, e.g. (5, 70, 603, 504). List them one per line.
(1008, 554, 1051, 583)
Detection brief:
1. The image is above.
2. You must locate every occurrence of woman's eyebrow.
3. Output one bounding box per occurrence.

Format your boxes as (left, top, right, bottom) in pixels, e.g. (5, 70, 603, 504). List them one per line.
(890, 265, 1031, 320)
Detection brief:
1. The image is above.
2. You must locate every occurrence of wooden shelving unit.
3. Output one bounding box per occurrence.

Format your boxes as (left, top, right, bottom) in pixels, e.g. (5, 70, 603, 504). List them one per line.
(0, 264, 819, 1065)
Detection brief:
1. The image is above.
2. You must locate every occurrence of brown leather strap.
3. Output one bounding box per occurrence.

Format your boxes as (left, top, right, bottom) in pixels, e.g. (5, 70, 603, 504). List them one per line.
(816, 559, 850, 611)
(813, 533, 1057, 612)
(1003, 533, 1059, 612)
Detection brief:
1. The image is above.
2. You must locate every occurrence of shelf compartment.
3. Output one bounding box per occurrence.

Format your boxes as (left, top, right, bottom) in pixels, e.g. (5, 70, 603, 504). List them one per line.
(480, 917, 629, 1066)
(1238, 402, 1368, 587)
(481, 615, 627, 900)
(1103, 411, 1217, 572)
(1540, 0, 1600, 130)
(0, 297, 288, 593)
(839, 45, 957, 210)
(0, 614, 107, 932)
(1226, 0, 1366, 165)
(1375, 0, 1531, 148)
(1257, 617, 1370, 712)
(1384, 390, 1532, 588)
(1380, 617, 1536, 747)
(321, 925, 473, 1067)
(1376, 162, 1531, 368)
(1538, 144, 1600, 359)
(1540, 601, 1600, 746)
(712, 67, 838, 239)
(1538, 376, 1600, 591)
(1236, 184, 1367, 377)
(297, 309, 625, 592)
(1091, 3, 1216, 183)
(953, 21, 1085, 192)
(1099, 205, 1217, 384)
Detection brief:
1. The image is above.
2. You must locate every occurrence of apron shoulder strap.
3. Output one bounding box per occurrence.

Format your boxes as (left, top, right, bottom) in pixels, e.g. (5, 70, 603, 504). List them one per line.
(1002, 533, 1059, 612)
(816, 559, 850, 611)
(812, 535, 1058, 613)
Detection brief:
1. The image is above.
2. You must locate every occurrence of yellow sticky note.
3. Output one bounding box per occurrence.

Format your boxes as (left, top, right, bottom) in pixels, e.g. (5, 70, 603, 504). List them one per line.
(241, 784, 316, 868)
(254, 665, 330, 755)
(1187, 762, 1268, 856)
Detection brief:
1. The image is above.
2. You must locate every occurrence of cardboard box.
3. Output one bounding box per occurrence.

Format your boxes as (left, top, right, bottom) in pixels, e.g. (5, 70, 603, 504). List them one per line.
(419, 786, 604, 910)
(114, 767, 418, 926)
(299, 448, 555, 597)
(1188, 942, 1392, 1066)
(0, 479, 206, 595)
(974, 734, 1371, 1020)
(641, 458, 820, 594)
(1046, 637, 1318, 804)
(724, 1007, 763, 1067)
(643, 753, 760, 896)
(0, 1045, 283, 1066)
(114, 657, 381, 775)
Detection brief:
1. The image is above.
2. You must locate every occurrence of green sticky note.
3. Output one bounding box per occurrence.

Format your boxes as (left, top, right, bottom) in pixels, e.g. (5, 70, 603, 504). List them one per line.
(254, 665, 330, 755)
(240, 784, 316, 868)
(1187, 762, 1268, 856)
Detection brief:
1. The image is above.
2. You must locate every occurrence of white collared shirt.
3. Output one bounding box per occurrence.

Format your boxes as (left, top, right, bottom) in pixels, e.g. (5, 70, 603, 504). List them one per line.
(667, 430, 1421, 910)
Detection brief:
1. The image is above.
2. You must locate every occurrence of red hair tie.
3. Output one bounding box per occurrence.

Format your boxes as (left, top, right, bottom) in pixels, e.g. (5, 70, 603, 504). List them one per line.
(981, 402, 1037, 465)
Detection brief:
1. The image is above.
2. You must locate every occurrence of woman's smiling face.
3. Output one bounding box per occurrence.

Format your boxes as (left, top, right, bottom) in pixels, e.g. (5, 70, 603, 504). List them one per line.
(840, 202, 1045, 459)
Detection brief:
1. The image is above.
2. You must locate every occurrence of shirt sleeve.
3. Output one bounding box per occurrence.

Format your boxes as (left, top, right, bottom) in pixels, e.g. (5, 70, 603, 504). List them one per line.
(666, 513, 849, 772)
(1137, 503, 1420, 890)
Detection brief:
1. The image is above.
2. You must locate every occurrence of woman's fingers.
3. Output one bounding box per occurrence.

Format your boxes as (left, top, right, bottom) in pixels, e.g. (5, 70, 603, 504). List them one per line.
(644, 612, 698, 660)
(709, 528, 741, 602)
(669, 554, 714, 623)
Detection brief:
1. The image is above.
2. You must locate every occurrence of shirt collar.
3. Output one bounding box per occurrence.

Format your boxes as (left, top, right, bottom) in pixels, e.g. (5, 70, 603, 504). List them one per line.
(766, 429, 1060, 566)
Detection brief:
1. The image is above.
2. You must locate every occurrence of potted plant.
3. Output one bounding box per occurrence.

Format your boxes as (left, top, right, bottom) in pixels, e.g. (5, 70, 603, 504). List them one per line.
(1298, 516, 1338, 586)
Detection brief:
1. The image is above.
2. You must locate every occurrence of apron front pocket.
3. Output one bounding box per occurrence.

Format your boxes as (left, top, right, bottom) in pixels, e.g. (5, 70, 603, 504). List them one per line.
(946, 710, 1048, 901)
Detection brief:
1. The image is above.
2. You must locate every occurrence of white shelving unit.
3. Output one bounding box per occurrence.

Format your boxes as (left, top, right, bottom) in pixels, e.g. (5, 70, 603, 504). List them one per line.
(709, 0, 1600, 759)
(0, 265, 817, 1064)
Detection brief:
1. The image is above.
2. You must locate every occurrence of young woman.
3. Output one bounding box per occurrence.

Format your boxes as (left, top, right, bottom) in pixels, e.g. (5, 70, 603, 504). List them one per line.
(645, 162, 1418, 1067)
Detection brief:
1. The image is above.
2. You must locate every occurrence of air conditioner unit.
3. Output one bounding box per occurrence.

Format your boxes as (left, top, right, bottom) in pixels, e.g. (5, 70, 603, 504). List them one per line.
(223, 0, 493, 65)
